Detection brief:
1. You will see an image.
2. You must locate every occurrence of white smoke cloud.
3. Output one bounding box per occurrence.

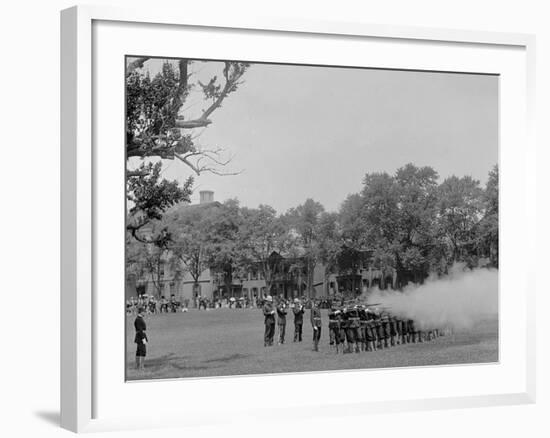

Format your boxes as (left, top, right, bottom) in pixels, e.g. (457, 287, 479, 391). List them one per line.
(365, 265, 498, 331)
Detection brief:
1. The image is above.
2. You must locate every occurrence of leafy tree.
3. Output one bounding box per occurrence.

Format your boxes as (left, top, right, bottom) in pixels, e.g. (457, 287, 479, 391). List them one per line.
(163, 203, 218, 297)
(339, 193, 366, 248)
(394, 164, 439, 283)
(126, 236, 168, 297)
(316, 212, 343, 292)
(436, 175, 484, 263)
(126, 59, 249, 243)
(477, 165, 498, 266)
(360, 172, 401, 247)
(237, 205, 290, 294)
(284, 199, 325, 297)
(161, 199, 245, 298)
(202, 199, 243, 295)
(127, 162, 192, 243)
(340, 164, 441, 286)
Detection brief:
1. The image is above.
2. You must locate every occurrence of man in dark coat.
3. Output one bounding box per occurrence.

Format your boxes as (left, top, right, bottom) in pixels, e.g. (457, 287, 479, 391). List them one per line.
(400, 318, 409, 344)
(310, 300, 322, 351)
(328, 304, 343, 354)
(365, 308, 377, 352)
(263, 296, 276, 346)
(407, 318, 417, 343)
(358, 305, 369, 352)
(276, 299, 288, 344)
(373, 310, 384, 349)
(347, 305, 361, 353)
(380, 311, 391, 349)
(292, 298, 305, 342)
(134, 308, 148, 370)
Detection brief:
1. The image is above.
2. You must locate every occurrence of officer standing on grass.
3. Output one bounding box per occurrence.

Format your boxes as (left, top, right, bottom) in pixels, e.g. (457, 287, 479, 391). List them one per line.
(407, 318, 417, 343)
(347, 305, 361, 353)
(358, 305, 369, 352)
(400, 317, 409, 344)
(276, 298, 288, 344)
(263, 295, 276, 347)
(310, 299, 322, 352)
(134, 307, 148, 370)
(365, 308, 377, 352)
(292, 298, 305, 342)
(328, 303, 343, 354)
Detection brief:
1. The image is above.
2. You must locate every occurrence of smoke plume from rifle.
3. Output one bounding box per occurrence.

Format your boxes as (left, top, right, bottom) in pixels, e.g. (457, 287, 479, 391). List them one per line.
(365, 265, 498, 331)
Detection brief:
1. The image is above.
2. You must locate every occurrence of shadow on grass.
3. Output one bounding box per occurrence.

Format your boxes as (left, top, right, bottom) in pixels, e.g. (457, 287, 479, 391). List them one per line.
(171, 363, 212, 371)
(204, 353, 249, 364)
(130, 353, 215, 374)
(143, 353, 188, 368)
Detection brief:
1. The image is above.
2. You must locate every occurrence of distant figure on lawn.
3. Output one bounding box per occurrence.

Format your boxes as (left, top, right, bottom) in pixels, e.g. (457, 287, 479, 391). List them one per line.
(276, 298, 287, 345)
(263, 295, 276, 347)
(293, 298, 305, 342)
(310, 300, 322, 352)
(134, 307, 148, 370)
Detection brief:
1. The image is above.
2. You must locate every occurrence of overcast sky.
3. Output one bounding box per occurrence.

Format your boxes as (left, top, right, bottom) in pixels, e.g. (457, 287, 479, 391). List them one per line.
(129, 59, 498, 214)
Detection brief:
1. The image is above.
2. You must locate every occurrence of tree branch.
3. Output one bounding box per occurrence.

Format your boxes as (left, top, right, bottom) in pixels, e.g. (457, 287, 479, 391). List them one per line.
(126, 57, 150, 75)
(174, 151, 242, 176)
(127, 168, 151, 178)
(175, 62, 246, 130)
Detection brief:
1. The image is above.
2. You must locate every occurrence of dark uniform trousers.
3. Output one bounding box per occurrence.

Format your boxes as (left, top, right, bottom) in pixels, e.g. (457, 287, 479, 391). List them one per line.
(313, 325, 322, 343)
(311, 309, 322, 351)
(263, 303, 276, 346)
(366, 321, 376, 342)
(293, 307, 304, 342)
(264, 322, 275, 346)
(294, 323, 303, 342)
(134, 316, 147, 357)
(329, 323, 341, 345)
(278, 323, 286, 344)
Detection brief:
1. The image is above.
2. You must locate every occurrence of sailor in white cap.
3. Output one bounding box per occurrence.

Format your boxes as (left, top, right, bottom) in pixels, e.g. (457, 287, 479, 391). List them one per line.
(292, 297, 305, 342)
(262, 295, 276, 346)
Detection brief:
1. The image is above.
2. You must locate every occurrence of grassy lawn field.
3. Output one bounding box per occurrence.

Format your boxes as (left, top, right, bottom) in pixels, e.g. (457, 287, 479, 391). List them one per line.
(126, 308, 498, 381)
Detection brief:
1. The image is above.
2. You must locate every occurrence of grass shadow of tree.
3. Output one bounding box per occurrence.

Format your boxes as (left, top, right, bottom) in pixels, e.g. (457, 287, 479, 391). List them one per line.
(203, 353, 249, 364)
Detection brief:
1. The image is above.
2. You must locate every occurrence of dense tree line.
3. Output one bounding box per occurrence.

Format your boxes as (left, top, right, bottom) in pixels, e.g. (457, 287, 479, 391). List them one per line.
(127, 163, 498, 296)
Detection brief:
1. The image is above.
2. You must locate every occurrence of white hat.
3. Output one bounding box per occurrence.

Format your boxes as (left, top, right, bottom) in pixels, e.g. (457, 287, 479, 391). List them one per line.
(266, 295, 273, 302)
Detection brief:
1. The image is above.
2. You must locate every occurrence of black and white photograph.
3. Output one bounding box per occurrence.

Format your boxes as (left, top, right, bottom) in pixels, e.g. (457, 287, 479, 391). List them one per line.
(125, 56, 499, 381)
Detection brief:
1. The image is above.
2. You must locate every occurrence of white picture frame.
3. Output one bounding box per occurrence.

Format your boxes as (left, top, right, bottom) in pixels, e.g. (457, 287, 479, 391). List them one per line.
(60, 4, 536, 433)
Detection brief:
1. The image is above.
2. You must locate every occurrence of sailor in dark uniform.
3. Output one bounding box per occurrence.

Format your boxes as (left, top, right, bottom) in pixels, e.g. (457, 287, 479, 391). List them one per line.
(263, 296, 276, 347)
(358, 305, 369, 352)
(134, 308, 148, 370)
(389, 315, 398, 346)
(418, 330, 426, 344)
(365, 308, 377, 351)
(373, 310, 385, 349)
(328, 304, 343, 354)
(380, 311, 391, 349)
(407, 318, 416, 343)
(310, 300, 322, 352)
(276, 299, 288, 345)
(400, 318, 408, 344)
(340, 307, 352, 353)
(346, 306, 361, 353)
(292, 298, 305, 342)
